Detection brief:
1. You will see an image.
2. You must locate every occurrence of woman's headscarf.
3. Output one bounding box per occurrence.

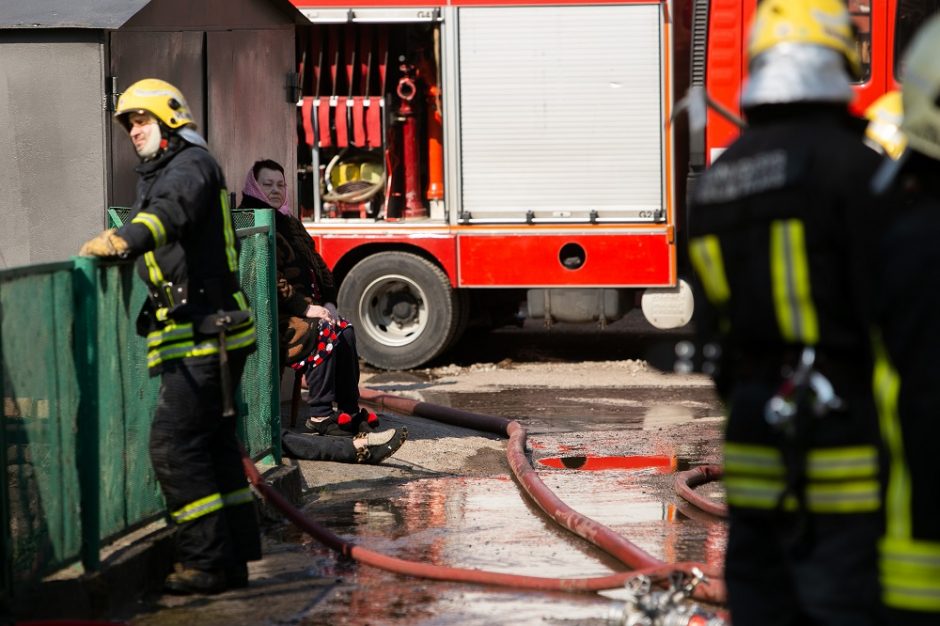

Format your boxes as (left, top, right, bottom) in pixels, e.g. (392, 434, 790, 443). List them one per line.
(242, 166, 292, 216)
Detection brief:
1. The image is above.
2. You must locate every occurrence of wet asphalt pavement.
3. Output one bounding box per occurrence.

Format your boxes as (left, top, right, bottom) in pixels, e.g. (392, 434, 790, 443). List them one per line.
(115, 313, 728, 626)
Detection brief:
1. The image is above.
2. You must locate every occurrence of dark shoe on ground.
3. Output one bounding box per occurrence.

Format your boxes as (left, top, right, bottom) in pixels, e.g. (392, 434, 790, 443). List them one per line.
(305, 409, 358, 437)
(354, 407, 380, 430)
(164, 565, 227, 595)
(306, 408, 380, 436)
(357, 427, 408, 464)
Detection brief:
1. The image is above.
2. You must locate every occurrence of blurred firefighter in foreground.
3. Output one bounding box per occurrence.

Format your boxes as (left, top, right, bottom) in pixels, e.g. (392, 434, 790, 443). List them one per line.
(79, 78, 261, 595)
(871, 15, 940, 625)
(686, 0, 886, 623)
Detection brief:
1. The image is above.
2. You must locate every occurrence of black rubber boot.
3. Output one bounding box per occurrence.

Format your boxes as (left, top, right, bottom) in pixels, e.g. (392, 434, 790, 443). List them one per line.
(227, 562, 249, 589)
(164, 565, 227, 595)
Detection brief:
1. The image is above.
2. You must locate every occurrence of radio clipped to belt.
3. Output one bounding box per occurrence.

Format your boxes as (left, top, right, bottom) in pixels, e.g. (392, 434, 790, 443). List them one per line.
(764, 347, 844, 437)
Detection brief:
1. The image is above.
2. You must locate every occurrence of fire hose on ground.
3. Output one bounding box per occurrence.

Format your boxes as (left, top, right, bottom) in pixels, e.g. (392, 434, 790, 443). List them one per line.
(674, 465, 727, 519)
(357, 388, 727, 604)
(238, 387, 731, 620)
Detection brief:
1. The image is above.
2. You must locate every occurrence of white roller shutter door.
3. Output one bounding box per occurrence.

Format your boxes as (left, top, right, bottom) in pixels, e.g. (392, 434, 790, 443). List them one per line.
(457, 5, 664, 223)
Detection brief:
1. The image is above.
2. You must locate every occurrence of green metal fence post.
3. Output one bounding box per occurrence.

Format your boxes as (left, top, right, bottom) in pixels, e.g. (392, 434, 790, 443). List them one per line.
(254, 209, 282, 463)
(72, 257, 100, 572)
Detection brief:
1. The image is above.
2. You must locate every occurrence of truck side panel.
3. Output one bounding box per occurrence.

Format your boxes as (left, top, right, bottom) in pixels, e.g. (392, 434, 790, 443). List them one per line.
(457, 230, 673, 287)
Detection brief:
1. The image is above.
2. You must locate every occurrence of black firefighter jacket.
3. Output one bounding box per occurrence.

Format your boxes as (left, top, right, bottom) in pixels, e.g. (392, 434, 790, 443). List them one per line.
(687, 104, 884, 515)
(116, 140, 256, 374)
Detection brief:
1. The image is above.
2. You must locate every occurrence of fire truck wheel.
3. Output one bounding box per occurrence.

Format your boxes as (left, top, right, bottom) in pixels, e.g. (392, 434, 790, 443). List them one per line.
(339, 252, 459, 370)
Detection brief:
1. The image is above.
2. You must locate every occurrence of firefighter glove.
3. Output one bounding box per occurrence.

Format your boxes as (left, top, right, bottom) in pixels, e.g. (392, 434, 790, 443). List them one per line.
(79, 228, 130, 258)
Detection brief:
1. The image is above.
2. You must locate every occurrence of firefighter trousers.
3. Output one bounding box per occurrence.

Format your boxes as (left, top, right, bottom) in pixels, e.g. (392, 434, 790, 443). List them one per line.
(723, 378, 886, 625)
(149, 352, 262, 572)
(726, 508, 885, 625)
(304, 325, 361, 416)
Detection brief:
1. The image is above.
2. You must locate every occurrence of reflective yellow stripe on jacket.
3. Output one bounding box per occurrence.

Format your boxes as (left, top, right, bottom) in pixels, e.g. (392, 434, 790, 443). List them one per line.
(873, 348, 940, 611)
(147, 319, 255, 369)
(689, 235, 731, 306)
(220, 190, 238, 273)
(145, 294, 256, 369)
(131, 211, 168, 247)
(881, 537, 940, 612)
(770, 219, 819, 345)
(724, 442, 879, 513)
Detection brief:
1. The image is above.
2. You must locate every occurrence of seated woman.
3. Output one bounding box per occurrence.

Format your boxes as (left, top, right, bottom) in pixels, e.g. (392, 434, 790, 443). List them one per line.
(239, 160, 403, 453)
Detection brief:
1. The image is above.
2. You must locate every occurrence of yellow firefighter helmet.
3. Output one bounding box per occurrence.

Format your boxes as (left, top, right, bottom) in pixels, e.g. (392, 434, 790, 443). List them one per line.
(114, 78, 195, 130)
(864, 91, 907, 160)
(748, 0, 862, 80)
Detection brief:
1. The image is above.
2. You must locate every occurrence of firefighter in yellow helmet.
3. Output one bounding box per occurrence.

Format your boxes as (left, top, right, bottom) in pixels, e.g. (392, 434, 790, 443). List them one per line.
(687, 1, 887, 623)
(78, 79, 261, 594)
(871, 14, 940, 626)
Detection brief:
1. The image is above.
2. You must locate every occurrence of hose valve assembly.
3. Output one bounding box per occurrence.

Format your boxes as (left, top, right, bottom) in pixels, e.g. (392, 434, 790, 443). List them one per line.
(607, 568, 727, 626)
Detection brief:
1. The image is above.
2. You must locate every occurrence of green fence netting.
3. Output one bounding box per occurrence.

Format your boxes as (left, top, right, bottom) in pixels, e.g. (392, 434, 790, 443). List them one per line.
(1, 262, 83, 596)
(0, 209, 279, 601)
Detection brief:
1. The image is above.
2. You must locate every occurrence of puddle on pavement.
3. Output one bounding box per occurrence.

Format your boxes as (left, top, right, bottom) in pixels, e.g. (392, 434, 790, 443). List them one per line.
(280, 467, 726, 625)
(262, 382, 727, 624)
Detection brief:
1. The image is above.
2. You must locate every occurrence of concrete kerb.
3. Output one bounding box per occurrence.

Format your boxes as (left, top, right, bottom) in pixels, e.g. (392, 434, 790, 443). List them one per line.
(3, 461, 302, 623)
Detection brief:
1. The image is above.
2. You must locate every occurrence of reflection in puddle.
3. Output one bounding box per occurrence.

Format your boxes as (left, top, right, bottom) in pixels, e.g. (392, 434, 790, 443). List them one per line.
(295, 473, 726, 624)
(642, 404, 697, 430)
(538, 455, 676, 472)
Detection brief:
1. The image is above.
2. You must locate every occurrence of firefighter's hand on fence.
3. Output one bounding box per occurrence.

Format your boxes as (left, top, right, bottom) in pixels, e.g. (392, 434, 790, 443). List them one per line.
(79, 229, 130, 258)
(304, 304, 334, 324)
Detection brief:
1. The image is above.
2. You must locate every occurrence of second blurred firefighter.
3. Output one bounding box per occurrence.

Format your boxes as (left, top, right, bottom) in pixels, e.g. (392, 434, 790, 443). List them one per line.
(871, 14, 940, 626)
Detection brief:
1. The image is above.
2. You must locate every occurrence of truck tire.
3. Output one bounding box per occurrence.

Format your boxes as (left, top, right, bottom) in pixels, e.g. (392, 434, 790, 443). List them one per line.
(338, 252, 459, 370)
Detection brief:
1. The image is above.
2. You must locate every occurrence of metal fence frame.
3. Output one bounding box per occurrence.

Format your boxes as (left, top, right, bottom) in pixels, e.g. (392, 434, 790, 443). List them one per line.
(0, 209, 279, 599)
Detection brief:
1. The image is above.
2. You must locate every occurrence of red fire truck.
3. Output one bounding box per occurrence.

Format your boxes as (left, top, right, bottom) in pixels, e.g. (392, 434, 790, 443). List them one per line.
(289, 0, 930, 370)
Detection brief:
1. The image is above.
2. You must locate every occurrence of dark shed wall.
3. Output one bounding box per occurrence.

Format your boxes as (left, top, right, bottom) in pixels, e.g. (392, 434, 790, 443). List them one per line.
(208, 29, 295, 204)
(108, 30, 205, 207)
(121, 0, 292, 30)
(0, 32, 107, 268)
(110, 0, 298, 211)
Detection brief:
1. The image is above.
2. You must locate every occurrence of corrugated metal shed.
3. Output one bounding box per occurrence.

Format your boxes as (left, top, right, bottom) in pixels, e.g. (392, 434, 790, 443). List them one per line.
(0, 0, 307, 29)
